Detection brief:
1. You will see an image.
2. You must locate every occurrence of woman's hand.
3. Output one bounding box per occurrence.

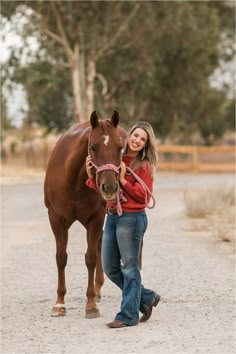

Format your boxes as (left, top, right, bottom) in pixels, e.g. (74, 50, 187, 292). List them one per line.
(86, 155, 94, 178)
(119, 161, 127, 186)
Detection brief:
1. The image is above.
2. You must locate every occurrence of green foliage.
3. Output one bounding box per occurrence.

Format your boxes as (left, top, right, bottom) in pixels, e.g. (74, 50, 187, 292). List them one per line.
(1, 0, 235, 142)
(96, 1, 235, 144)
(14, 60, 74, 131)
(224, 98, 235, 131)
(1, 94, 13, 130)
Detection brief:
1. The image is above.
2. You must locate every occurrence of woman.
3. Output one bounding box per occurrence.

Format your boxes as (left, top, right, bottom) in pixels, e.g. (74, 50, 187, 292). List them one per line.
(86, 121, 160, 328)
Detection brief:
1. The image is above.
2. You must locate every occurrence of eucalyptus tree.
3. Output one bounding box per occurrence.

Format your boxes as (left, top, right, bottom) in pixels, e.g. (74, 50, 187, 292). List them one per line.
(1, 0, 234, 143)
(100, 0, 235, 143)
(2, 0, 140, 122)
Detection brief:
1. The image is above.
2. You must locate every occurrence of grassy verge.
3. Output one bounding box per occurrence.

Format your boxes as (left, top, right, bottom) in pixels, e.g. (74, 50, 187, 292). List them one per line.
(184, 187, 235, 245)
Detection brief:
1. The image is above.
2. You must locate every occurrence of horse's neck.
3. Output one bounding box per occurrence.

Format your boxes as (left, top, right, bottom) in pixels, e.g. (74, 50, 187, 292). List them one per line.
(65, 139, 88, 183)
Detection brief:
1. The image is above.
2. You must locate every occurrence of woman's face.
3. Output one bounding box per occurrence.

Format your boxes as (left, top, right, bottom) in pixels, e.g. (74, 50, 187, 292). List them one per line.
(127, 127, 148, 156)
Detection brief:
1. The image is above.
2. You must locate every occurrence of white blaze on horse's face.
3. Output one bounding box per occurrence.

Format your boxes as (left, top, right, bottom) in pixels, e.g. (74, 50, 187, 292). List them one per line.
(103, 134, 109, 146)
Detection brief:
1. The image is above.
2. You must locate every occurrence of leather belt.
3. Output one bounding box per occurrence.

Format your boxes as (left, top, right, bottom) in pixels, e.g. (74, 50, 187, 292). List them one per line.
(107, 206, 117, 215)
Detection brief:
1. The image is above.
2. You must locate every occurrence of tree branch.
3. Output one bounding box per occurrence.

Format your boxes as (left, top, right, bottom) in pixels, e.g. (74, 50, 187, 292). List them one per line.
(96, 3, 140, 59)
(104, 80, 124, 101)
(49, 1, 74, 59)
(96, 73, 108, 96)
(44, 28, 66, 47)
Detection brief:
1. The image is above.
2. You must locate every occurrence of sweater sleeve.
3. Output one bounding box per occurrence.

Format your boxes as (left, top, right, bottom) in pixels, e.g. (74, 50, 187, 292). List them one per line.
(86, 177, 99, 192)
(122, 162, 153, 204)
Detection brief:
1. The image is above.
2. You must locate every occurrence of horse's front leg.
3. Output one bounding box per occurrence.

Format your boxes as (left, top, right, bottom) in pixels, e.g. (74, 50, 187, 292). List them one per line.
(48, 208, 68, 317)
(94, 230, 104, 303)
(85, 219, 104, 318)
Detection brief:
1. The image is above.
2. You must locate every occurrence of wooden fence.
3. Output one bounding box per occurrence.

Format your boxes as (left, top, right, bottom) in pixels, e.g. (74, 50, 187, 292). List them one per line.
(1, 142, 235, 173)
(157, 145, 235, 173)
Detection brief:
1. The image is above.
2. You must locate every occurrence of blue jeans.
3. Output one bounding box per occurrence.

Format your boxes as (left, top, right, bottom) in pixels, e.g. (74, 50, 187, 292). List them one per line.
(102, 211, 157, 326)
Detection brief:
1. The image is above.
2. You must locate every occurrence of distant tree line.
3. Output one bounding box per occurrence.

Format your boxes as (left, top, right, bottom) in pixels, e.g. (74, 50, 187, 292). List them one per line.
(1, 0, 235, 144)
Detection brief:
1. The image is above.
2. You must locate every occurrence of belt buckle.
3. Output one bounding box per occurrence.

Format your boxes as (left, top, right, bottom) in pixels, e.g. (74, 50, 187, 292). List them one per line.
(107, 206, 117, 215)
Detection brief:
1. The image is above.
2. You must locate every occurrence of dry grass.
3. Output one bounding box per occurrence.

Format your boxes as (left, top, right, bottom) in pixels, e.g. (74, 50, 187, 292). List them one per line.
(184, 187, 235, 245)
(1, 164, 45, 185)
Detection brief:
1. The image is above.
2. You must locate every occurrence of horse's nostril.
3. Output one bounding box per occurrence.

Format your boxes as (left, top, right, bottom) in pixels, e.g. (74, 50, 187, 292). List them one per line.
(101, 183, 118, 195)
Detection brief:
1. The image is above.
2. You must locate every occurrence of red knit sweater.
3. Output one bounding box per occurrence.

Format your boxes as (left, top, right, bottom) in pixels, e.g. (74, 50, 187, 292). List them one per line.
(86, 155, 153, 212)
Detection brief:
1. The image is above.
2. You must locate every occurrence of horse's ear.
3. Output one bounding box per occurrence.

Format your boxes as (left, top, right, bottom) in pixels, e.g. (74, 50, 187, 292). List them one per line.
(111, 110, 119, 127)
(90, 111, 99, 128)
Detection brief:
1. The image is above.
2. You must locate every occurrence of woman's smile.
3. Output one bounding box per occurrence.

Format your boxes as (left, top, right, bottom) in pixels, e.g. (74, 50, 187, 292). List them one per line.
(127, 128, 148, 155)
(131, 140, 141, 149)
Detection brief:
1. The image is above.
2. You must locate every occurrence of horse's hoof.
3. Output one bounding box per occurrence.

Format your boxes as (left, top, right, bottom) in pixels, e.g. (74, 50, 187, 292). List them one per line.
(95, 294, 101, 303)
(51, 304, 66, 317)
(85, 307, 100, 318)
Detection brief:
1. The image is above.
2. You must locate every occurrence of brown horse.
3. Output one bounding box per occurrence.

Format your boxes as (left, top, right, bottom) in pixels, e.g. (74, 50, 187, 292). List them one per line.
(44, 111, 127, 318)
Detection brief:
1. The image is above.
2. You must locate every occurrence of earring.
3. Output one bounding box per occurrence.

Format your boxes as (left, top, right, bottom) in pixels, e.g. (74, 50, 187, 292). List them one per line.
(142, 147, 146, 160)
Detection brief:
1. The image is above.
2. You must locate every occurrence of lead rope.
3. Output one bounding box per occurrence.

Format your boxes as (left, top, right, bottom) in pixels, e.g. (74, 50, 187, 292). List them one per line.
(125, 166, 156, 209)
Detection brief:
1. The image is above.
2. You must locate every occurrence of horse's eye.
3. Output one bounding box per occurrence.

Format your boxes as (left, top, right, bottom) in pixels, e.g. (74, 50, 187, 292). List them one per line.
(91, 144, 96, 152)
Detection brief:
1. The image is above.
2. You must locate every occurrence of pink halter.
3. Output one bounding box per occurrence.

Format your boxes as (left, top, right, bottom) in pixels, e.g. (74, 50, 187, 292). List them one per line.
(88, 127, 124, 215)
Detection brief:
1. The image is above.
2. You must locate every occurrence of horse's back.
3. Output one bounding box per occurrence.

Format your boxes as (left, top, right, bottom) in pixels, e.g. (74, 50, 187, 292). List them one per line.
(47, 122, 89, 166)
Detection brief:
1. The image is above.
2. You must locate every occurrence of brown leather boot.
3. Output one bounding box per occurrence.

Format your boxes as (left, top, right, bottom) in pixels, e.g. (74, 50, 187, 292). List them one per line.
(106, 320, 128, 328)
(139, 294, 161, 322)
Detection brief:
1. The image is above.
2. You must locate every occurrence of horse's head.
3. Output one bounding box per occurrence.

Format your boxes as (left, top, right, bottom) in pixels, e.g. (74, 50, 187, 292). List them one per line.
(88, 110, 126, 201)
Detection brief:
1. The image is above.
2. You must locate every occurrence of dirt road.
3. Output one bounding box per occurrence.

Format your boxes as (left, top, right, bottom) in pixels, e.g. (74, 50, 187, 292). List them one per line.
(1, 172, 235, 353)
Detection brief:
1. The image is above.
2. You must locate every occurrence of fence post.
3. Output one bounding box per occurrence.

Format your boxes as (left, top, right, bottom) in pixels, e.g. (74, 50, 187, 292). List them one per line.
(192, 146, 199, 173)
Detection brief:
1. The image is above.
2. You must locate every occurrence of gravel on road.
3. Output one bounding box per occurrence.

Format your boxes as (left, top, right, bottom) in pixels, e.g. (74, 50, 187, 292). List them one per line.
(1, 172, 235, 354)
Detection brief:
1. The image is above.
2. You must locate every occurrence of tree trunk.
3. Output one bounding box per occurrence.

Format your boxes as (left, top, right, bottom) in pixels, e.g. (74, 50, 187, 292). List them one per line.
(71, 67, 82, 122)
(70, 45, 85, 123)
(86, 54, 96, 119)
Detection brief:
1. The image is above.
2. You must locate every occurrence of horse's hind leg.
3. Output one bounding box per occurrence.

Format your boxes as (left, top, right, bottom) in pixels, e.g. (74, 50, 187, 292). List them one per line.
(48, 208, 68, 317)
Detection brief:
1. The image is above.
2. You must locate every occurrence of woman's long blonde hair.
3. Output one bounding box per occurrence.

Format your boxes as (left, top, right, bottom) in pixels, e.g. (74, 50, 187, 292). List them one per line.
(124, 121, 158, 177)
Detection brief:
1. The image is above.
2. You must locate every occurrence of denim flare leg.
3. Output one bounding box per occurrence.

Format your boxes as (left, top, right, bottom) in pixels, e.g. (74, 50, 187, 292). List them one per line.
(102, 211, 157, 326)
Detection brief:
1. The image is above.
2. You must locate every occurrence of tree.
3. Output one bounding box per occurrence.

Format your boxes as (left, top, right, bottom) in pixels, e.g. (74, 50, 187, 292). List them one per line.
(1, 1, 141, 122)
(121, 1, 234, 144)
(13, 60, 74, 131)
(1, 0, 235, 143)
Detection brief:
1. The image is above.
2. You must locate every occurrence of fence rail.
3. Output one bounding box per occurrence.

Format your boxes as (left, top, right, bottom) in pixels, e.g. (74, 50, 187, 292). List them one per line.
(1, 142, 235, 173)
(157, 145, 235, 173)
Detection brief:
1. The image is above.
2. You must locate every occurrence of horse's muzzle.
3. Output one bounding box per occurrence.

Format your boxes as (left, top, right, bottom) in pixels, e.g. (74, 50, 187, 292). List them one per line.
(100, 183, 118, 201)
